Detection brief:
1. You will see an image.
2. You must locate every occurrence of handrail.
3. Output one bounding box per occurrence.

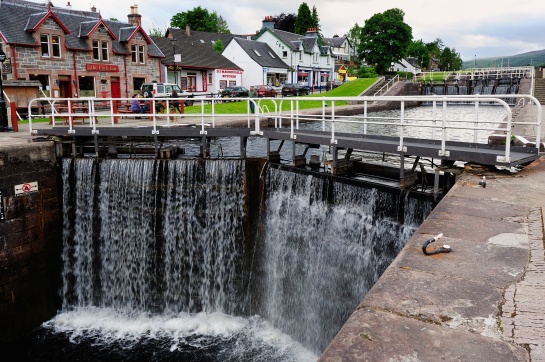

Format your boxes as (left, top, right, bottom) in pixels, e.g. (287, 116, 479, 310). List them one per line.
(373, 75, 400, 96)
(27, 95, 542, 165)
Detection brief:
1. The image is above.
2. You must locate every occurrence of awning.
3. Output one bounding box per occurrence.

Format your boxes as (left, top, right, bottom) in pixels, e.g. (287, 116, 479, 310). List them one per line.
(298, 72, 308, 76)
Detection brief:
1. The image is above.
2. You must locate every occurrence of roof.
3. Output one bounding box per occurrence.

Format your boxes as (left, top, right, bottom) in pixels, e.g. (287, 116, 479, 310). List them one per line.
(255, 27, 330, 55)
(228, 38, 289, 69)
(0, 0, 163, 57)
(152, 34, 242, 71)
(323, 36, 350, 49)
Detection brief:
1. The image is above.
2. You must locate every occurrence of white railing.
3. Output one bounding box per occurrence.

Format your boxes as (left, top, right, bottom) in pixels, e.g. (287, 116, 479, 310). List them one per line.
(373, 75, 400, 96)
(28, 95, 542, 165)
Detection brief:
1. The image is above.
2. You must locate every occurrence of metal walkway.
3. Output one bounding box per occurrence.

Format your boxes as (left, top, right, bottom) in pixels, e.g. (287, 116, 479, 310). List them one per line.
(28, 94, 542, 172)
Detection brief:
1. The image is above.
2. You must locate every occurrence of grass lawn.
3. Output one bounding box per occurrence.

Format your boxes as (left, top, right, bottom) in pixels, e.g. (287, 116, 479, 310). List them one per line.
(19, 78, 379, 122)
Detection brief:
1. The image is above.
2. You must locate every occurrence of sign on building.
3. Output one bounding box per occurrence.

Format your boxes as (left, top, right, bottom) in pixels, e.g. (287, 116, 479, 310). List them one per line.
(15, 181, 39, 196)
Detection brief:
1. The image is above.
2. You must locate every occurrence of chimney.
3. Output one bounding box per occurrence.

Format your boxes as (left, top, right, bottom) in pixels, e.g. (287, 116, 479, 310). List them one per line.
(66, 1, 72, 9)
(262, 16, 275, 30)
(127, 4, 142, 26)
(185, 25, 190, 36)
(306, 27, 318, 37)
(91, 4, 96, 12)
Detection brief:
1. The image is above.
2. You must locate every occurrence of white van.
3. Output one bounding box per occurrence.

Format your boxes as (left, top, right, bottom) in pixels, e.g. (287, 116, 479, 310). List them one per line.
(140, 83, 194, 106)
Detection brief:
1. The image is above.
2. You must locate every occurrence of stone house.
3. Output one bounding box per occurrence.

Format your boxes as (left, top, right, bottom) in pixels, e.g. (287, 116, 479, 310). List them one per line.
(253, 16, 334, 88)
(322, 35, 353, 64)
(0, 0, 163, 100)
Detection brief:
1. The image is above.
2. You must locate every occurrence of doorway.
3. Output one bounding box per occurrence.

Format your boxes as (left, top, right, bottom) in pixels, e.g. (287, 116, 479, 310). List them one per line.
(110, 77, 121, 98)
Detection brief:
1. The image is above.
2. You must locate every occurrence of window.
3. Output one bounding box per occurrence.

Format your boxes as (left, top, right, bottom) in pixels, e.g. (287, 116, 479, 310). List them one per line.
(93, 40, 109, 61)
(252, 49, 262, 57)
(268, 51, 275, 59)
(40, 34, 62, 58)
(131, 44, 146, 64)
(282, 51, 287, 58)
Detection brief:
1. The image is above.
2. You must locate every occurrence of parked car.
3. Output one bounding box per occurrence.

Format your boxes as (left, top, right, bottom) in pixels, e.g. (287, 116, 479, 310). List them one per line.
(140, 83, 194, 106)
(251, 85, 277, 97)
(326, 80, 343, 91)
(281, 83, 310, 97)
(220, 86, 249, 99)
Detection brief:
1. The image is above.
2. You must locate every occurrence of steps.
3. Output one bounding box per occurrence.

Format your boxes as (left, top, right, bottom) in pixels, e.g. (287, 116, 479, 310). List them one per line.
(534, 77, 545, 105)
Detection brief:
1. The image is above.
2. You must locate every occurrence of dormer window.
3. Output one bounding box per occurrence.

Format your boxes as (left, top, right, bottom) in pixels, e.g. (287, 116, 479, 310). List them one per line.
(40, 34, 61, 58)
(253, 49, 262, 57)
(92, 39, 109, 61)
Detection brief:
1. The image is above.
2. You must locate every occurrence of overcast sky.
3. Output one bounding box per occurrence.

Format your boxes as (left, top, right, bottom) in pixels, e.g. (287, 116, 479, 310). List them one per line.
(73, 0, 545, 61)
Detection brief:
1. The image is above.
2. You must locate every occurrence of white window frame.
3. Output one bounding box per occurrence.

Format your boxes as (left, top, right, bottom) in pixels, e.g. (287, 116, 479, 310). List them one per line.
(40, 34, 50, 57)
(51, 35, 61, 58)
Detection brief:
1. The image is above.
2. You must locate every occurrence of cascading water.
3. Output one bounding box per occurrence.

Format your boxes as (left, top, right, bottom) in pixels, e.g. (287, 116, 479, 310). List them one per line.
(6, 158, 432, 361)
(256, 166, 431, 353)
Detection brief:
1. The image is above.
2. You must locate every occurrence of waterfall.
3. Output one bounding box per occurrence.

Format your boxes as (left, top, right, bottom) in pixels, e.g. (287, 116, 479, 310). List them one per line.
(52, 158, 432, 360)
(258, 166, 430, 353)
(61, 158, 246, 314)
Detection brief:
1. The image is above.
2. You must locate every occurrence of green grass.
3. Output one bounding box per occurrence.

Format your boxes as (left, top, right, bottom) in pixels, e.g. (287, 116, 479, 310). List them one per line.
(183, 78, 379, 114)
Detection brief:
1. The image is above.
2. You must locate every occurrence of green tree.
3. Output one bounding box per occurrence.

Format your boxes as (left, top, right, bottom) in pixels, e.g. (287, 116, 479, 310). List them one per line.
(274, 13, 297, 33)
(345, 23, 362, 60)
(212, 39, 224, 52)
(294, 2, 313, 35)
(217, 16, 230, 34)
(426, 38, 443, 60)
(358, 8, 412, 74)
(407, 39, 429, 70)
(148, 24, 166, 37)
(170, 6, 219, 32)
(311, 5, 322, 38)
(439, 47, 462, 71)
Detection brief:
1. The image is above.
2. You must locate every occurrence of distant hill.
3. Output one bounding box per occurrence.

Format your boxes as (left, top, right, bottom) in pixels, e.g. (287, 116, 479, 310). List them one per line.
(462, 49, 545, 69)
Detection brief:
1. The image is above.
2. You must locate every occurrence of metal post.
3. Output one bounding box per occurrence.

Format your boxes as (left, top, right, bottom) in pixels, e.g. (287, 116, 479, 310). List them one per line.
(0, 49, 9, 132)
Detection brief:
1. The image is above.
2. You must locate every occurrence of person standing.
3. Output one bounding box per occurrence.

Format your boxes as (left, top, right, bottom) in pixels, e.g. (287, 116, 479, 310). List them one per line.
(171, 89, 181, 114)
(248, 86, 258, 114)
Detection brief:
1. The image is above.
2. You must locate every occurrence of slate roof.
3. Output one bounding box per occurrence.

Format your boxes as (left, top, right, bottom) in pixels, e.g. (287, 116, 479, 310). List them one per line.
(255, 28, 330, 56)
(323, 36, 349, 48)
(0, 0, 164, 58)
(228, 37, 289, 69)
(151, 35, 242, 71)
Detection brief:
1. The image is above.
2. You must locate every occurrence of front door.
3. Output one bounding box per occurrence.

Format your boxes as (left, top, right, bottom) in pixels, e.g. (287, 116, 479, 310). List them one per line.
(110, 78, 121, 98)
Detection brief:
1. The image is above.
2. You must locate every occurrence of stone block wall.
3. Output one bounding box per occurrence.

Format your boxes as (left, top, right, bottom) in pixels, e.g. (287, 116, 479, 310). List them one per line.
(0, 142, 62, 344)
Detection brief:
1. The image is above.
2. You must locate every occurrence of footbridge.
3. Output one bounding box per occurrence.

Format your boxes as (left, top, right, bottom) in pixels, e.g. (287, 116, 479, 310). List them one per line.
(28, 94, 542, 193)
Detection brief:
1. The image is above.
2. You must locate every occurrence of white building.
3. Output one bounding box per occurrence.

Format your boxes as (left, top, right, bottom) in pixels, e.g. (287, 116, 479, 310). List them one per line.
(222, 37, 290, 87)
(254, 16, 334, 89)
(392, 58, 421, 74)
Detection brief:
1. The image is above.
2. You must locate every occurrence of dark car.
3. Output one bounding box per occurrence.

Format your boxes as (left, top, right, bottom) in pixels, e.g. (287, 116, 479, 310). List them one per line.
(221, 86, 249, 99)
(326, 80, 343, 91)
(252, 85, 277, 97)
(281, 83, 310, 97)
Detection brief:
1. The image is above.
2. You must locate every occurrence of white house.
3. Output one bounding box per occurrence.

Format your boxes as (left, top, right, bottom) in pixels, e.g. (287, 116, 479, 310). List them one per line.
(254, 16, 334, 89)
(222, 37, 290, 88)
(392, 57, 421, 74)
(323, 36, 353, 63)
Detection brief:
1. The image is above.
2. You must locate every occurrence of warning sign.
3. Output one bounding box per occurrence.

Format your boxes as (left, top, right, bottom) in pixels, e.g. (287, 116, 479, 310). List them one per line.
(15, 182, 39, 196)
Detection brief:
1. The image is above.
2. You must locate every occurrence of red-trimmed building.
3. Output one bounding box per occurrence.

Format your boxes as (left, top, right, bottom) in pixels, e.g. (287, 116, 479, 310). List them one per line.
(0, 0, 164, 100)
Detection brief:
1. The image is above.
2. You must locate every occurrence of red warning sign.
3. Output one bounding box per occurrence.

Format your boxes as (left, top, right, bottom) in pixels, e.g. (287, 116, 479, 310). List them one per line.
(15, 182, 38, 196)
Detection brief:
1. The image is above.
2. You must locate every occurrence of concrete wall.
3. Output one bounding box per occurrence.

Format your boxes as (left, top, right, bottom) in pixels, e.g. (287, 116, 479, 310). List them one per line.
(0, 142, 62, 344)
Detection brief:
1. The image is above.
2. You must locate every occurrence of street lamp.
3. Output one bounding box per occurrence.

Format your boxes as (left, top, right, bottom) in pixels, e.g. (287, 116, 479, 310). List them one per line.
(170, 38, 178, 83)
(0, 49, 9, 132)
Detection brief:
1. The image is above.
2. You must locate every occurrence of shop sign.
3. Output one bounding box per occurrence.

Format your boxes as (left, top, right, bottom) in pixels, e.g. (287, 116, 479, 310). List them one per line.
(86, 64, 119, 72)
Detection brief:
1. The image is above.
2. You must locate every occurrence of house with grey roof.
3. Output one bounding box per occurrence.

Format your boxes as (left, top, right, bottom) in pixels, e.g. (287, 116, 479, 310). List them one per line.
(322, 36, 353, 63)
(222, 37, 290, 88)
(158, 27, 243, 95)
(0, 0, 163, 99)
(253, 16, 334, 88)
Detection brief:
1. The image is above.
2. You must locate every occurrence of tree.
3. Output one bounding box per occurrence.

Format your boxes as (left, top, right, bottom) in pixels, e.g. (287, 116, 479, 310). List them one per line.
(274, 13, 297, 33)
(148, 24, 166, 37)
(407, 39, 430, 70)
(345, 23, 362, 60)
(311, 5, 322, 38)
(294, 2, 313, 35)
(426, 38, 443, 60)
(216, 16, 230, 34)
(358, 8, 412, 74)
(440, 47, 462, 71)
(212, 39, 224, 53)
(170, 6, 220, 32)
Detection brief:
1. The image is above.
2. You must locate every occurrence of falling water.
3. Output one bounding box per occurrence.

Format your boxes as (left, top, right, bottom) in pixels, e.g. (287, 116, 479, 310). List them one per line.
(8, 158, 432, 361)
(257, 166, 431, 353)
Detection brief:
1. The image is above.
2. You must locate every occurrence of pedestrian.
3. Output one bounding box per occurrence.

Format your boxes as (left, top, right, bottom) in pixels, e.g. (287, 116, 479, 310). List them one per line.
(130, 93, 142, 114)
(248, 86, 258, 114)
(171, 89, 181, 114)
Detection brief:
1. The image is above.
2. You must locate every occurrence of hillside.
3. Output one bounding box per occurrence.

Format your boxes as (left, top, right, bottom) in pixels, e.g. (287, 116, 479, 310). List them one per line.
(462, 48, 545, 69)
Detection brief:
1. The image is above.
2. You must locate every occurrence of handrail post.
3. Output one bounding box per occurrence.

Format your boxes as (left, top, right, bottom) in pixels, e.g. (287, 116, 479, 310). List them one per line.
(330, 100, 336, 144)
(432, 95, 437, 139)
(440, 100, 448, 156)
(398, 100, 405, 152)
(363, 100, 368, 135)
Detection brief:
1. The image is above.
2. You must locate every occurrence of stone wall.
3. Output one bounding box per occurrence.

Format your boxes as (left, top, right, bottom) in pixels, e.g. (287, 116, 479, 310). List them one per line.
(0, 141, 62, 344)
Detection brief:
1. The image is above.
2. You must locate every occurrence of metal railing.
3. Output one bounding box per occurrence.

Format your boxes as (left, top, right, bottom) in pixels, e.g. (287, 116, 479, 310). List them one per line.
(373, 75, 400, 96)
(28, 94, 542, 165)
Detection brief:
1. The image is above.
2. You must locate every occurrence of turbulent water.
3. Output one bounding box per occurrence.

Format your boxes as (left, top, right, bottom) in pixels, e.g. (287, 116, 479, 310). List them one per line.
(5, 158, 431, 361)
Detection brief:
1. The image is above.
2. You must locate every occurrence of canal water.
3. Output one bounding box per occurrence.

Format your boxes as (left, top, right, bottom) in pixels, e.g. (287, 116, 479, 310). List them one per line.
(3, 155, 432, 361)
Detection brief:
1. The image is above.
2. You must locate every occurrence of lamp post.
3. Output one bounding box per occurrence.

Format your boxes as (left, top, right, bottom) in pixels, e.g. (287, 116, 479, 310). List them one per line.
(170, 38, 178, 84)
(0, 49, 9, 132)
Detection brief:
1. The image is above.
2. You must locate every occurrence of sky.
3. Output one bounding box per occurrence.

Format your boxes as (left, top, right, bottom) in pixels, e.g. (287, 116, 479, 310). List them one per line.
(68, 0, 545, 61)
